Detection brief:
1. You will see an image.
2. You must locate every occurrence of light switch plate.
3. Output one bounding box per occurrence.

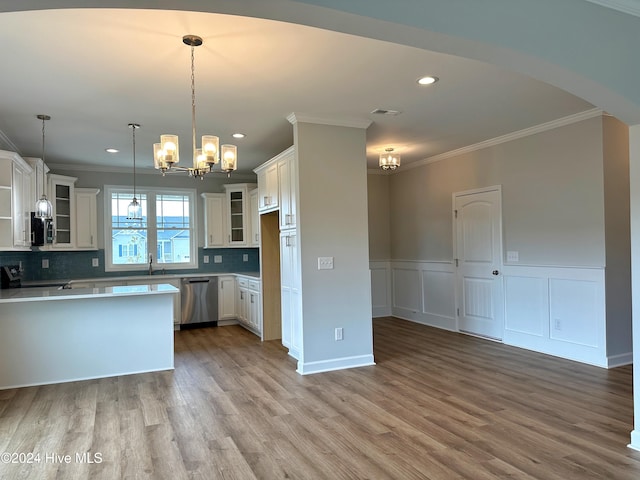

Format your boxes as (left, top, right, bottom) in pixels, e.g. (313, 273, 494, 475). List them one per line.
(42, 259, 49, 269)
(92, 258, 99, 267)
(507, 251, 519, 262)
(318, 256, 334, 270)
(203, 255, 210, 264)
(214, 255, 223, 264)
(243, 254, 248, 262)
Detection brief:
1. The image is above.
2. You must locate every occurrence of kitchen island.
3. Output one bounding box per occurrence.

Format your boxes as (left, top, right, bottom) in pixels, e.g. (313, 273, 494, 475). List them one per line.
(0, 283, 178, 389)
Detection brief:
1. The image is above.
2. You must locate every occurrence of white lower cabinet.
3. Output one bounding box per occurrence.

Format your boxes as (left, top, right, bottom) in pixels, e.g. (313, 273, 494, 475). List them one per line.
(236, 276, 262, 336)
(280, 230, 301, 359)
(218, 275, 237, 321)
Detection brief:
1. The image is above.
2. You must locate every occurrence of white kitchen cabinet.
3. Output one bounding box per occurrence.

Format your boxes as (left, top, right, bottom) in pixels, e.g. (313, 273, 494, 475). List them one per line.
(249, 188, 260, 247)
(48, 174, 77, 249)
(12, 160, 32, 248)
(25, 157, 49, 206)
(280, 231, 301, 359)
(75, 188, 100, 250)
(219, 275, 237, 320)
(278, 148, 297, 230)
(0, 150, 33, 251)
(237, 276, 249, 326)
(223, 183, 256, 247)
(256, 161, 278, 212)
(202, 193, 225, 248)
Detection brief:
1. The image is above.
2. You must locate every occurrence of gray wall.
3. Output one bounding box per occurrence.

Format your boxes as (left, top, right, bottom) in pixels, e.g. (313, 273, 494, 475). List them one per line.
(387, 117, 607, 267)
(295, 121, 373, 366)
(602, 116, 632, 356)
(367, 172, 391, 261)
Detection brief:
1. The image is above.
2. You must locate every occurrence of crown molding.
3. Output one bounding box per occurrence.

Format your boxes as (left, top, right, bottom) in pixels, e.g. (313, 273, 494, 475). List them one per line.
(0, 129, 20, 154)
(287, 112, 372, 129)
(400, 108, 603, 173)
(582, 0, 640, 17)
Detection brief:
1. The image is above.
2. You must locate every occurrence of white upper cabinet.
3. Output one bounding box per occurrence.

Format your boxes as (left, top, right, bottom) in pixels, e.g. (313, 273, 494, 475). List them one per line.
(256, 161, 278, 213)
(278, 148, 297, 231)
(75, 188, 100, 250)
(249, 188, 260, 247)
(0, 150, 33, 251)
(223, 183, 257, 247)
(202, 193, 226, 248)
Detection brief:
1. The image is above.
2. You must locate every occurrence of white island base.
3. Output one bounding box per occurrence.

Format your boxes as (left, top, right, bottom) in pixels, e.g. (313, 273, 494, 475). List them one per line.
(0, 284, 178, 390)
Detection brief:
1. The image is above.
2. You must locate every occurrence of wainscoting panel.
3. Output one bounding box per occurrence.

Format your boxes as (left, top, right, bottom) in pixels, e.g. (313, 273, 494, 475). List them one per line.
(371, 261, 621, 367)
(370, 261, 392, 318)
(503, 265, 607, 367)
(504, 275, 547, 337)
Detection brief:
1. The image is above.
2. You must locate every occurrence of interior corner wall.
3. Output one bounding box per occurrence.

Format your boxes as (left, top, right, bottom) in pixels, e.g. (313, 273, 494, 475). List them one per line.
(295, 121, 374, 367)
(602, 116, 632, 358)
(367, 173, 391, 261)
(389, 117, 607, 267)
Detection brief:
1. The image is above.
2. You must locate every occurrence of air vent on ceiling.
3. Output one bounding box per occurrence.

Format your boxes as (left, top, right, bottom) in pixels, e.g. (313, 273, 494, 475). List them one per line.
(371, 108, 401, 116)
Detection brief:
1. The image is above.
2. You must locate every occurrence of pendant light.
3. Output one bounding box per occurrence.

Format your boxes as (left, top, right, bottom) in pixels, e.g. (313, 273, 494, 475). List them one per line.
(126, 123, 142, 220)
(34, 114, 53, 220)
(379, 147, 401, 171)
(153, 34, 238, 178)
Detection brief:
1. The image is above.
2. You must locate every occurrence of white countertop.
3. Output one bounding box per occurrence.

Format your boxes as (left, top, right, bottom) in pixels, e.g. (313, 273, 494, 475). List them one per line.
(0, 283, 179, 304)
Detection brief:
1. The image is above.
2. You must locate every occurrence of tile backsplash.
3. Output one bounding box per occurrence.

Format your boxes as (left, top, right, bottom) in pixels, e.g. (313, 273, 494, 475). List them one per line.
(0, 248, 259, 283)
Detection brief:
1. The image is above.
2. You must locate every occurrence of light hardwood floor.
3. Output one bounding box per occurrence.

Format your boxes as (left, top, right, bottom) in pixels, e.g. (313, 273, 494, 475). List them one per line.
(1, 317, 639, 479)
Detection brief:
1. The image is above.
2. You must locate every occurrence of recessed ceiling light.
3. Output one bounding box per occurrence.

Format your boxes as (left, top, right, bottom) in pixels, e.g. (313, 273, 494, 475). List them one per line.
(232, 133, 245, 139)
(105, 148, 119, 153)
(417, 76, 439, 86)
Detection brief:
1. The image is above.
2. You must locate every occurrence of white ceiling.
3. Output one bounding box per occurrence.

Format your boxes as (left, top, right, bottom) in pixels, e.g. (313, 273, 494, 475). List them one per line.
(0, 8, 595, 174)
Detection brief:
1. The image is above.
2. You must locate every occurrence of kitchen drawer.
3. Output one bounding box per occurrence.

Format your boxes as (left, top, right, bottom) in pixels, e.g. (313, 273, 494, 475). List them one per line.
(248, 280, 260, 291)
(237, 277, 249, 288)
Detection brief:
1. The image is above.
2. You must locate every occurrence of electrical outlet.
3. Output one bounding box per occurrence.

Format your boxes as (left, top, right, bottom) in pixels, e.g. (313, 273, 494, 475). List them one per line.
(318, 256, 334, 270)
(243, 254, 248, 262)
(42, 259, 49, 269)
(92, 258, 99, 267)
(203, 255, 210, 264)
(214, 255, 223, 264)
(507, 251, 519, 262)
(335, 327, 343, 341)
(554, 319, 561, 331)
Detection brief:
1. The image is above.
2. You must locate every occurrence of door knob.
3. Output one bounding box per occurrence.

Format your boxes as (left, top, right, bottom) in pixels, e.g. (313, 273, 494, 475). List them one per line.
(492, 270, 500, 276)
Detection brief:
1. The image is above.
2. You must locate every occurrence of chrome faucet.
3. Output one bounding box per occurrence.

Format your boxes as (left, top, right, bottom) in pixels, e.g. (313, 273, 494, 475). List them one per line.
(149, 254, 153, 275)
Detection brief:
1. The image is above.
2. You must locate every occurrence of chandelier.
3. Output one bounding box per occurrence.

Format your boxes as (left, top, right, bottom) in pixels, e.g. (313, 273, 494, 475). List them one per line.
(154, 34, 238, 179)
(34, 114, 53, 220)
(379, 147, 401, 171)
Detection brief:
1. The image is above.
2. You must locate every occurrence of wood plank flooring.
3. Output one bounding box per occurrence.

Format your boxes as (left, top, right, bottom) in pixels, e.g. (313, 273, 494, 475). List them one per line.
(1, 316, 639, 479)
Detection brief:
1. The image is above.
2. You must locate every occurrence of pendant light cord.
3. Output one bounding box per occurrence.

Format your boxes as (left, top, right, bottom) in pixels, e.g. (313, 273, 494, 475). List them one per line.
(132, 125, 137, 199)
(191, 43, 197, 169)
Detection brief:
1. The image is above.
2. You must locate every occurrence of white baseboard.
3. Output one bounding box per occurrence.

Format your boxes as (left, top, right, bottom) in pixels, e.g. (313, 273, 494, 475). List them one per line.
(629, 430, 640, 451)
(607, 352, 633, 368)
(372, 306, 392, 318)
(297, 354, 375, 375)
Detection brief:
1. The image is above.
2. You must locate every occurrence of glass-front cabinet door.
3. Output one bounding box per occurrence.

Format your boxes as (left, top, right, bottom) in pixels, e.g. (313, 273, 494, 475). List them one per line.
(48, 174, 77, 249)
(223, 183, 256, 247)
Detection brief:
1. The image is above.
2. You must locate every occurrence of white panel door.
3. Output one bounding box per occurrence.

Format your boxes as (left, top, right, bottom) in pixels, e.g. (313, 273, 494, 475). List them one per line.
(455, 188, 504, 340)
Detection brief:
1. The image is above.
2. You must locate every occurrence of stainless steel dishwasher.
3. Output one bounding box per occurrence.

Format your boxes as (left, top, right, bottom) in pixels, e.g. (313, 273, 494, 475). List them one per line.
(180, 277, 218, 329)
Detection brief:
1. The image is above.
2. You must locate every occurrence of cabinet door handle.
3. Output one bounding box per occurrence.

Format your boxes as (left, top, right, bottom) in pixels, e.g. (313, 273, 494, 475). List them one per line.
(250, 294, 254, 304)
(228, 234, 231, 243)
(209, 234, 212, 244)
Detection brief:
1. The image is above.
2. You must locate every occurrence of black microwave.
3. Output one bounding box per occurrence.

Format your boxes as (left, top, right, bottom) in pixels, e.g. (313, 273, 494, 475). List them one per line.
(31, 212, 53, 246)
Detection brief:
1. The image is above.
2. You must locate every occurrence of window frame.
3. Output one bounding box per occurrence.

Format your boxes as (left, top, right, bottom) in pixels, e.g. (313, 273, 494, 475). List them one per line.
(104, 185, 198, 272)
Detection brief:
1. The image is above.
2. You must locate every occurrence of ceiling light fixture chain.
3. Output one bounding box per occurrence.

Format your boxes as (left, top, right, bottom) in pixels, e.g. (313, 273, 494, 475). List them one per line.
(153, 34, 238, 179)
